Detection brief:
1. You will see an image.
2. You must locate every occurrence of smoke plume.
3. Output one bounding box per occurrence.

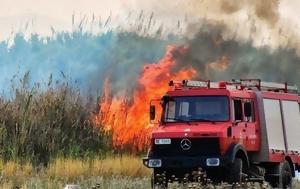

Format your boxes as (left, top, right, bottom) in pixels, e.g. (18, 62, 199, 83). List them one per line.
(127, 0, 300, 88)
(173, 22, 300, 87)
(0, 31, 180, 97)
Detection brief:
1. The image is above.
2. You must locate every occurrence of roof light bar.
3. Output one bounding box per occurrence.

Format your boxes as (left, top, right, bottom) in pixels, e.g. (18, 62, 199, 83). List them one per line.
(240, 79, 261, 88)
(182, 80, 210, 88)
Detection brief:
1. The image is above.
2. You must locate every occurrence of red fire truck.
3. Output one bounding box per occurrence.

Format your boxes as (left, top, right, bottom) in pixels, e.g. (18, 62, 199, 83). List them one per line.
(143, 79, 300, 188)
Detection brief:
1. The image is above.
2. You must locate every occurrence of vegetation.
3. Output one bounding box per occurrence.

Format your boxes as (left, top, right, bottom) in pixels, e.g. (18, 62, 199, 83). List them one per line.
(0, 156, 150, 189)
(0, 73, 110, 166)
(0, 74, 155, 188)
(0, 14, 180, 166)
(1, 155, 299, 188)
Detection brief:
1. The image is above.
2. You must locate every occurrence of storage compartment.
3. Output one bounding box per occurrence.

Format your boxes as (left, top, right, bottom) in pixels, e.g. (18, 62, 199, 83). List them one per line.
(263, 99, 286, 151)
(281, 100, 300, 152)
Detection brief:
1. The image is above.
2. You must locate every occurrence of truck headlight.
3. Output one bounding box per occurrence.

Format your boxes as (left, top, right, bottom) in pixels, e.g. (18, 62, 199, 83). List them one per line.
(206, 158, 220, 166)
(148, 159, 162, 168)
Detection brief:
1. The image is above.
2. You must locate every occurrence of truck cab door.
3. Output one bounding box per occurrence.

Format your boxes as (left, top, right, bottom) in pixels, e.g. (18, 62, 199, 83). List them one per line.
(232, 99, 247, 143)
(243, 100, 259, 150)
(232, 98, 259, 151)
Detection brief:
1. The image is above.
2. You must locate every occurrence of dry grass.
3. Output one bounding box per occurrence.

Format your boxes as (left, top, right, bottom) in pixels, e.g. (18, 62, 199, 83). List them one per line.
(0, 155, 151, 189)
(90, 155, 150, 177)
(47, 155, 150, 180)
(1, 160, 33, 179)
(0, 157, 300, 188)
(0, 155, 150, 187)
(47, 158, 89, 180)
(0, 177, 150, 189)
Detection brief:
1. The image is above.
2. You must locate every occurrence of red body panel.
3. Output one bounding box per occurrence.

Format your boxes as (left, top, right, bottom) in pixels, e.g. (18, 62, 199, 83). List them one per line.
(269, 151, 286, 162)
(152, 123, 230, 139)
(262, 91, 298, 101)
(168, 88, 230, 97)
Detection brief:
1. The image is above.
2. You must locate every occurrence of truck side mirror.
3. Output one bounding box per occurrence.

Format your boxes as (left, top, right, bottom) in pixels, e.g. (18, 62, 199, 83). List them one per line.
(244, 102, 252, 117)
(150, 105, 156, 121)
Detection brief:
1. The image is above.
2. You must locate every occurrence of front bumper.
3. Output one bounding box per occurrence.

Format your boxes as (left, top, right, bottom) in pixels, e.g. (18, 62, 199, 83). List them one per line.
(143, 156, 232, 169)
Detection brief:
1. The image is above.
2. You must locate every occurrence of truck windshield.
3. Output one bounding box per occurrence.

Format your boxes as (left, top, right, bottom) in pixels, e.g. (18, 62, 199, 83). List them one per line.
(164, 96, 229, 122)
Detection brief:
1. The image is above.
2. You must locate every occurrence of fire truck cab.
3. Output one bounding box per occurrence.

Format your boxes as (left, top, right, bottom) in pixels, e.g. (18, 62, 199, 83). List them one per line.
(143, 79, 300, 188)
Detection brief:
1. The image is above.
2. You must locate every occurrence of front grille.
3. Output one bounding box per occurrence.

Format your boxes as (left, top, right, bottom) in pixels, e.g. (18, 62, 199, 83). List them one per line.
(152, 138, 220, 157)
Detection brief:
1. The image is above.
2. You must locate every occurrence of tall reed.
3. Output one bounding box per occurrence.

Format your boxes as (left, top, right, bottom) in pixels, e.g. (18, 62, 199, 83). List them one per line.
(0, 73, 110, 165)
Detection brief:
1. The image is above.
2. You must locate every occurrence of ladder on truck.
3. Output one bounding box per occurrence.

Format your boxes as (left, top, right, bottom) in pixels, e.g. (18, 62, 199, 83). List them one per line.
(171, 79, 298, 94)
(232, 79, 298, 94)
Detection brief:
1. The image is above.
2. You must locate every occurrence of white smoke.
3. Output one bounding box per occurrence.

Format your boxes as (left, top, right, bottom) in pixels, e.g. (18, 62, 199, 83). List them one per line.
(128, 0, 300, 54)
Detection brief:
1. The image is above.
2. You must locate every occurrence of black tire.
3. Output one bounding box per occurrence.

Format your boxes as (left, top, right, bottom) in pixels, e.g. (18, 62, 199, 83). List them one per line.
(151, 171, 168, 189)
(151, 173, 156, 189)
(267, 161, 293, 188)
(279, 160, 293, 189)
(227, 158, 243, 183)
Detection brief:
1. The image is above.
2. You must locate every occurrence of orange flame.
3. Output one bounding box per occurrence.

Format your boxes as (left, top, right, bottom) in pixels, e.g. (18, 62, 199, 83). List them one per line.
(94, 46, 197, 152)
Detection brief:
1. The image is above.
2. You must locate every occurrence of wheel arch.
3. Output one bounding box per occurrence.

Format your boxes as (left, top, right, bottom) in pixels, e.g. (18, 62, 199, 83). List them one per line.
(225, 143, 249, 168)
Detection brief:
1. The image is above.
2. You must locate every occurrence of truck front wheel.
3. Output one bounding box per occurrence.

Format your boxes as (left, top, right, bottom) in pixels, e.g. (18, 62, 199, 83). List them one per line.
(227, 158, 243, 183)
(151, 170, 168, 189)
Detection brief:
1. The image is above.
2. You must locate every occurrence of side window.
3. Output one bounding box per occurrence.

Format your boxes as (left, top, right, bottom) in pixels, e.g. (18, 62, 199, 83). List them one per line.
(233, 99, 243, 121)
(244, 100, 255, 122)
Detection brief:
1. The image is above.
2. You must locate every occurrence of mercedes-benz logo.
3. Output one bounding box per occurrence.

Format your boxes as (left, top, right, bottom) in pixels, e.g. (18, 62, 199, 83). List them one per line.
(180, 139, 192, 150)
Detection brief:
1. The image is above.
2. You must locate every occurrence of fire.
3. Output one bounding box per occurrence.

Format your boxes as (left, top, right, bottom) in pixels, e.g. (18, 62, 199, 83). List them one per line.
(94, 46, 197, 152)
(205, 55, 229, 77)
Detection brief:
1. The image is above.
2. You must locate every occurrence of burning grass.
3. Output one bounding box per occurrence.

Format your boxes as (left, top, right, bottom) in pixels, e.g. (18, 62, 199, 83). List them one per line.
(93, 46, 197, 152)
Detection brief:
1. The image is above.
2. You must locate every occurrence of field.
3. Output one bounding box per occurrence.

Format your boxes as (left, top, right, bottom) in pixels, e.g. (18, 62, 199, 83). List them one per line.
(0, 156, 299, 189)
(0, 75, 152, 189)
(0, 156, 152, 189)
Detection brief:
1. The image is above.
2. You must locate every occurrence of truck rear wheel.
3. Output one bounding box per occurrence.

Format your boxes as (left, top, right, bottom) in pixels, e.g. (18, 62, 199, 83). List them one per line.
(279, 160, 293, 188)
(227, 158, 243, 183)
(267, 161, 293, 188)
